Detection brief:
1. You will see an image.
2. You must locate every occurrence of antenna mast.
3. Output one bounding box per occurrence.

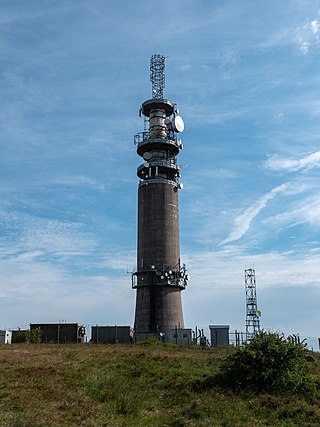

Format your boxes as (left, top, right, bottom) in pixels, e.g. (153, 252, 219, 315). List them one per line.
(245, 268, 261, 342)
(150, 54, 165, 99)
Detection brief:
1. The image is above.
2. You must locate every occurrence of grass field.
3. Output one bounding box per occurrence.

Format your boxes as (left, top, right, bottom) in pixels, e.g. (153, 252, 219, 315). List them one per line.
(0, 342, 320, 426)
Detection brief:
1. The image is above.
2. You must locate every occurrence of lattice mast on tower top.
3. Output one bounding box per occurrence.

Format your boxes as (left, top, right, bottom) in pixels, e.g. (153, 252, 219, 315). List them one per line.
(150, 54, 165, 99)
(245, 268, 261, 341)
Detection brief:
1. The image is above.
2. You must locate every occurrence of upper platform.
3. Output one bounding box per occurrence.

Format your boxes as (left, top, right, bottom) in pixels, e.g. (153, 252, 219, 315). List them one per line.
(134, 132, 181, 157)
(141, 99, 174, 117)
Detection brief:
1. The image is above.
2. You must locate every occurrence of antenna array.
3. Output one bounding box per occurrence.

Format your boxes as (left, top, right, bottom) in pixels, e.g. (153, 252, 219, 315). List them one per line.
(150, 54, 165, 99)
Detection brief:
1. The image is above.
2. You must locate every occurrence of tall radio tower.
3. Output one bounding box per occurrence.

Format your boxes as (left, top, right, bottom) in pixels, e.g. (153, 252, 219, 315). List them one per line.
(132, 55, 189, 342)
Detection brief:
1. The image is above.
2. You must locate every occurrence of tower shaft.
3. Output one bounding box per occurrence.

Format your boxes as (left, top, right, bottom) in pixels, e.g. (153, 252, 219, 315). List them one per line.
(135, 183, 183, 339)
(138, 183, 180, 268)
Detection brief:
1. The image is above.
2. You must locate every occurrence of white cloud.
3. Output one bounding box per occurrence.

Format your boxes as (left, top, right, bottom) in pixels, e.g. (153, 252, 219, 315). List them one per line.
(182, 245, 320, 337)
(0, 259, 134, 330)
(299, 41, 310, 54)
(186, 246, 320, 291)
(297, 19, 320, 54)
(219, 184, 289, 246)
(310, 20, 320, 34)
(265, 151, 320, 172)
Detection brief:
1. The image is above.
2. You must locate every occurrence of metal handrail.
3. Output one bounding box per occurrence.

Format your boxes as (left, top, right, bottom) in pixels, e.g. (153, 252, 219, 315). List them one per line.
(139, 177, 178, 186)
(137, 159, 179, 171)
(134, 131, 180, 148)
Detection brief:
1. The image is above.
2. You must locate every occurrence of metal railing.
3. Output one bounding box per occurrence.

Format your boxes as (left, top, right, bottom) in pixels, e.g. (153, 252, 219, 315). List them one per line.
(139, 177, 178, 187)
(134, 131, 180, 149)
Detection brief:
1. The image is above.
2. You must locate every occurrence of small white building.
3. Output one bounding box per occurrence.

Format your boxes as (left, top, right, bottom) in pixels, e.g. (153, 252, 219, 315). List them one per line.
(0, 330, 12, 344)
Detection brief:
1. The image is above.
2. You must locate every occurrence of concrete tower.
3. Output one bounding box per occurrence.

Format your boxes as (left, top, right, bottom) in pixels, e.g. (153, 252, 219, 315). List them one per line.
(132, 55, 189, 342)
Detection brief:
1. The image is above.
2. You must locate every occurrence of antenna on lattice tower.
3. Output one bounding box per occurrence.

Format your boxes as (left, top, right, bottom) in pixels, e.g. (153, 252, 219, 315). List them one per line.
(150, 54, 165, 99)
(245, 267, 261, 342)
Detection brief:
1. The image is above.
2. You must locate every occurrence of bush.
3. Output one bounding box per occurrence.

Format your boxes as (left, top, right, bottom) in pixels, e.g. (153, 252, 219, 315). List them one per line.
(220, 331, 311, 393)
(11, 329, 41, 344)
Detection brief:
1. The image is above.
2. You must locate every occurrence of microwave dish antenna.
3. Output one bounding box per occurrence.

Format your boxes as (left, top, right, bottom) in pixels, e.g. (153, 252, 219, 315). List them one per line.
(172, 116, 184, 133)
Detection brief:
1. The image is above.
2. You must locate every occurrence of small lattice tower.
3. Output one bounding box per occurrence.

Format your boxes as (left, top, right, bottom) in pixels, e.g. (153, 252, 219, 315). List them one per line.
(245, 268, 261, 341)
(150, 54, 165, 99)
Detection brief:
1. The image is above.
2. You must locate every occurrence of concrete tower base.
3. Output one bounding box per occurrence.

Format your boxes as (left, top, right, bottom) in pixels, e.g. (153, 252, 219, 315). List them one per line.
(134, 285, 184, 342)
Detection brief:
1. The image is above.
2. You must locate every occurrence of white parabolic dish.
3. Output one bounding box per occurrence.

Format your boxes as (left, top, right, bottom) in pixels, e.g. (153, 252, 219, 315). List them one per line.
(172, 116, 184, 133)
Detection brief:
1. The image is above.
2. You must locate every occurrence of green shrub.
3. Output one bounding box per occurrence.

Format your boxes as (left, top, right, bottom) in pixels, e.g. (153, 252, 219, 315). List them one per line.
(28, 329, 42, 344)
(220, 331, 312, 393)
(11, 329, 41, 344)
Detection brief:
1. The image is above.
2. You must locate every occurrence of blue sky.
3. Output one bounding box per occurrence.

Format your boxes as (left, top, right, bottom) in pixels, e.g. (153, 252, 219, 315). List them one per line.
(1, 0, 320, 342)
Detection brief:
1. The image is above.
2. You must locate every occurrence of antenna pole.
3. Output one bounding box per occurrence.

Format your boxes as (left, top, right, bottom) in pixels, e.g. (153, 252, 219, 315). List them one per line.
(150, 54, 165, 99)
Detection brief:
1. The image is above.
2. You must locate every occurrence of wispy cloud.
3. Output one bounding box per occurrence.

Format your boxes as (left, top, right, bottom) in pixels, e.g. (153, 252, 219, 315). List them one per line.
(265, 151, 320, 172)
(264, 195, 320, 229)
(0, 205, 97, 261)
(50, 175, 105, 191)
(219, 184, 289, 246)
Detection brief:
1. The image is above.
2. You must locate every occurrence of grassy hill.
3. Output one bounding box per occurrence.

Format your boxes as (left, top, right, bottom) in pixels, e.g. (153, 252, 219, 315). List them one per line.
(0, 342, 319, 426)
